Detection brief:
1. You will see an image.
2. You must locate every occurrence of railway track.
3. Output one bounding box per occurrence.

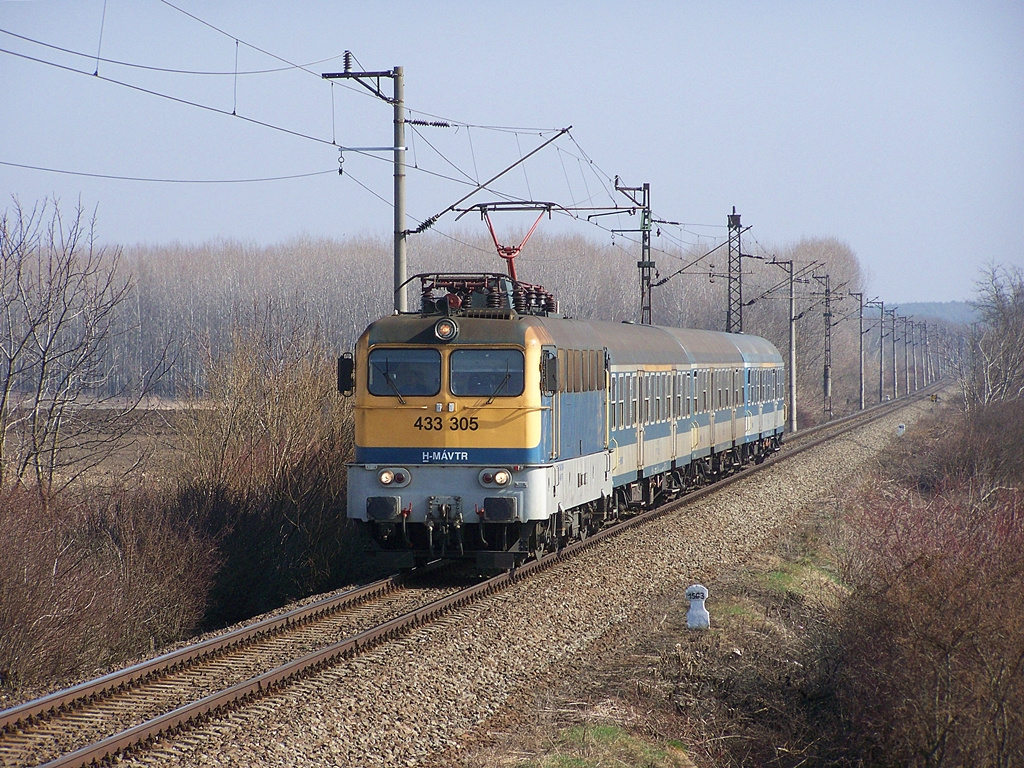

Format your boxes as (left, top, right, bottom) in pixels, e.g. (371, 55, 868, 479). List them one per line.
(781, 388, 938, 451)
(0, 565, 465, 767)
(0, 386, 939, 768)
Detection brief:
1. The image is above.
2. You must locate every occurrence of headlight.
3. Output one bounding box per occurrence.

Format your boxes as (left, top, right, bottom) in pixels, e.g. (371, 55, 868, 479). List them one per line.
(479, 468, 513, 487)
(378, 468, 410, 487)
(434, 318, 458, 341)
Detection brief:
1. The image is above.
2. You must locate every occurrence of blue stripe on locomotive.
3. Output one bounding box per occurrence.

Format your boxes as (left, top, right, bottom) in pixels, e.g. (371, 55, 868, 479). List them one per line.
(355, 445, 546, 465)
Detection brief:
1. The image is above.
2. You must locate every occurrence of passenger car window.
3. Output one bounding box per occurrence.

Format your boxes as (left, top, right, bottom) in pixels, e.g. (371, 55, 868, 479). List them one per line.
(450, 348, 525, 397)
(367, 348, 441, 397)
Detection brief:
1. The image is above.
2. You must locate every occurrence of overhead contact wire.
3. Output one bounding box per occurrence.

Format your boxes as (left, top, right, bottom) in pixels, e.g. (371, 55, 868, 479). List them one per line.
(0, 46, 335, 146)
(0, 27, 348, 75)
(0, 159, 335, 184)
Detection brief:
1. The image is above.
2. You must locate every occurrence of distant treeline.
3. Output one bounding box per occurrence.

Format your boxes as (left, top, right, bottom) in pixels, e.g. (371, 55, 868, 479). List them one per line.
(898, 301, 976, 324)
(105, 229, 901, 426)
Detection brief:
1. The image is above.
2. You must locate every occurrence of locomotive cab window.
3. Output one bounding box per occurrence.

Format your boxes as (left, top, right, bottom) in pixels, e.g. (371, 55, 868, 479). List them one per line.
(450, 348, 525, 397)
(367, 348, 441, 397)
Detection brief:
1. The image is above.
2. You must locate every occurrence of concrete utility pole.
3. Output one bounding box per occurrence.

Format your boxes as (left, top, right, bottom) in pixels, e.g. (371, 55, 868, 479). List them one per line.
(393, 67, 406, 311)
(814, 272, 833, 418)
(770, 259, 799, 433)
(922, 321, 930, 385)
(865, 299, 884, 403)
(323, 56, 408, 312)
(887, 308, 899, 400)
(726, 208, 743, 333)
(902, 316, 912, 394)
(850, 291, 865, 410)
(937, 328, 947, 379)
(913, 319, 921, 391)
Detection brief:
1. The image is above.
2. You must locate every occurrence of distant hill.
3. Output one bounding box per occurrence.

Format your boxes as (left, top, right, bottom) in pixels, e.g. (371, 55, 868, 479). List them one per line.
(897, 301, 976, 324)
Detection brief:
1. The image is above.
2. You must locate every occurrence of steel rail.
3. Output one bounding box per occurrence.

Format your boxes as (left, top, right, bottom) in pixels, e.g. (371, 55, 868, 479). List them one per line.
(13, 385, 938, 767)
(0, 563, 446, 733)
(782, 379, 944, 448)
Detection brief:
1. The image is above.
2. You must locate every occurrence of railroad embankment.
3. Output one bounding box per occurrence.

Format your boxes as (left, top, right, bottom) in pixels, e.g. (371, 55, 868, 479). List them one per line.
(449, 393, 1024, 768)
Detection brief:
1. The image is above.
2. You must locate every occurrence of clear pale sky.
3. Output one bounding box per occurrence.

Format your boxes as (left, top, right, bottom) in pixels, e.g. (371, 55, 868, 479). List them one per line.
(2, 1, 1022, 303)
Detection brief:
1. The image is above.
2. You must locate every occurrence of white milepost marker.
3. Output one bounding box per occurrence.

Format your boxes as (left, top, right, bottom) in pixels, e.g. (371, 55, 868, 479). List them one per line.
(686, 584, 710, 630)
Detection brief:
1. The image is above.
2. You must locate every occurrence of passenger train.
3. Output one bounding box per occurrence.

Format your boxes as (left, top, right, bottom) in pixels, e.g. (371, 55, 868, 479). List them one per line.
(339, 272, 785, 570)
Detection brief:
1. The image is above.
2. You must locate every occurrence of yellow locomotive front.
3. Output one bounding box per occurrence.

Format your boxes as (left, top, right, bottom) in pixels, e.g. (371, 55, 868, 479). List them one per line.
(343, 274, 559, 568)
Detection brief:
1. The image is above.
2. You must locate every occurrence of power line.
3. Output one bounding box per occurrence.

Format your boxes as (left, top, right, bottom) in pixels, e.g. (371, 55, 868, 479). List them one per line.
(156, 0, 538, 143)
(566, 131, 618, 205)
(5, 10, 727, 259)
(0, 159, 335, 184)
(154, 0, 326, 80)
(426, 226, 494, 256)
(408, 128, 571, 235)
(4, 19, 650, 255)
(0, 27, 348, 76)
(408, 124, 478, 185)
(0, 46, 336, 147)
(2, 23, 577, 191)
(341, 170, 392, 208)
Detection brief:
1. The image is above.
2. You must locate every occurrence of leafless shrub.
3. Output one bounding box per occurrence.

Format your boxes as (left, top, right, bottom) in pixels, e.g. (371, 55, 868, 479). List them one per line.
(173, 311, 362, 626)
(954, 263, 1024, 407)
(0, 486, 216, 692)
(875, 399, 1024, 501)
(1, 197, 171, 500)
(834, 404, 1024, 767)
(836, 488, 1024, 766)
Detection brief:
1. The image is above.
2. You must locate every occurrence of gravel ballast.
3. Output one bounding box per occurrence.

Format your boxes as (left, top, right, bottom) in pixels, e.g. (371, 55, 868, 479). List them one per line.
(120, 397, 935, 767)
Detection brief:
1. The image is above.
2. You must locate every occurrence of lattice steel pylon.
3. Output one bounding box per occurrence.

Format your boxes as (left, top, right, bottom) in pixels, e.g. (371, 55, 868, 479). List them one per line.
(726, 207, 743, 333)
(816, 272, 833, 418)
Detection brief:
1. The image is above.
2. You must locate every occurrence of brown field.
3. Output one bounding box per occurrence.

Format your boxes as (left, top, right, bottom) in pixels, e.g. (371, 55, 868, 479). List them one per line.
(70, 406, 183, 487)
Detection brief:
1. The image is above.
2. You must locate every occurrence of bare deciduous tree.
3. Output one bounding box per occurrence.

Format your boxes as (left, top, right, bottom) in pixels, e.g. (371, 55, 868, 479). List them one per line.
(0, 197, 168, 498)
(955, 263, 1024, 407)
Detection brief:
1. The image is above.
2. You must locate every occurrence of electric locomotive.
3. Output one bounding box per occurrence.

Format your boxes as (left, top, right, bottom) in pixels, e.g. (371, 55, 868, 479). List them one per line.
(339, 272, 785, 570)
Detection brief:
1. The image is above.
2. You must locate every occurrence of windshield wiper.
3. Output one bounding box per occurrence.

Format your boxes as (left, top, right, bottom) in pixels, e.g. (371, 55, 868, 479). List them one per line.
(372, 361, 406, 404)
(485, 370, 512, 405)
